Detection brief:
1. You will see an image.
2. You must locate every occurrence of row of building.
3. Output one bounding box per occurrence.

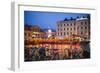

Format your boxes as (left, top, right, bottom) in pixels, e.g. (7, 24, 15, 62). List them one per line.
(24, 25, 56, 41)
(56, 17, 90, 41)
(25, 16, 90, 41)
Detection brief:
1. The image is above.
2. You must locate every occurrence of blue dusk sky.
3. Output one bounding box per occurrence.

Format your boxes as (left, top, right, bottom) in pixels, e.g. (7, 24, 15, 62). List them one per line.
(24, 11, 90, 30)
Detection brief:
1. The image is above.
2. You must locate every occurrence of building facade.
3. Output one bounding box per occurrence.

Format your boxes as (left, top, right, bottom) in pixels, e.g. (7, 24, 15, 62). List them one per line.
(31, 25, 46, 39)
(24, 25, 33, 41)
(56, 17, 90, 41)
(24, 25, 46, 41)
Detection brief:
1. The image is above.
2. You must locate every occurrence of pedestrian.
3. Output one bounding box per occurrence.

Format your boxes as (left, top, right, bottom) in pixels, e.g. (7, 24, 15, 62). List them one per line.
(63, 48, 69, 59)
(45, 48, 51, 60)
(33, 47, 40, 61)
(39, 47, 46, 60)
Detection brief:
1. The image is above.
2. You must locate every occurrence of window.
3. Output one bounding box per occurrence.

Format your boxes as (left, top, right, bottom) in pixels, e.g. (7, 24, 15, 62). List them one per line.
(88, 25, 90, 29)
(85, 26, 87, 29)
(70, 28, 72, 30)
(81, 22, 83, 25)
(58, 28, 59, 31)
(61, 32, 62, 36)
(25, 33, 27, 36)
(74, 23, 76, 26)
(58, 33, 59, 36)
(67, 24, 69, 26)
(60, 29, 62, 31)
(81, 31, 83, 35)
(64, 24, 65, 26)
(70, 23, 72, 26)
(74, 27, 75, 30)
(81, 27, 83, 29)
(70, 32, 72, 35)
(64, 32, 66, 35)
(67, 28, 69, 30)
(67, 32, 69, 35)
(64, 28, 65, 30)
(58, 24, 59, 27)
(85, 22, 87, 25)
(77, 27, 79, 30)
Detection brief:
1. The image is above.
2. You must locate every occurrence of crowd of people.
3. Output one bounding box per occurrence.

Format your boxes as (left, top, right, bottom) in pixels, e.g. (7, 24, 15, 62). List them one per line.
(24, 45, 90, 61)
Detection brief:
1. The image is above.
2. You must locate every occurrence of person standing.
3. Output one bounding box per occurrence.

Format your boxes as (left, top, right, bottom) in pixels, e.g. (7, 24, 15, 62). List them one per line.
(39, 47, 46, 60)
